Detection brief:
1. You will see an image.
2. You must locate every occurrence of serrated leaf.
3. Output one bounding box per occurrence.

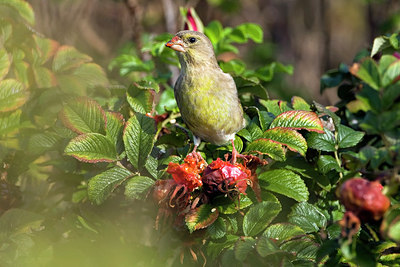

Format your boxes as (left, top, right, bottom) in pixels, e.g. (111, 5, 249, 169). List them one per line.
(123, 113, 156, 170)
(52, 45, 92, 73)
(269, 110, 324, 133)
(60, 97, 106, 134)
(243, 201, 282, 236)
(88, 166, 132, 205)
(0, 79, 28, 112)
(185, 204, 219, 233)
(245, 138, 286, 161)
(288, 202, 327, 233)
(307, 129, 336, 152)
(105, 111, 124, 146)
(32, 66, 57, 88)
(145, 155, 158, 179)
(124, 176, 154, 200)
(349, 59, 381, 90)
(134, 80, 160, 93)
(207, 217, 227, 239)
(72, 63, 108, 88)
(234, 237, 256, 261)
(263, 223, 306, 244)
(291, 96, 311, 111)
(0, 48, 10, 80)
(64, 133, 117, 163)
(33, 36, 59, 65)
(263, 127, 307, 156)
(0, 0, 35, 25)
(0, 109, 21, 136)
(127, 83, 154, 113)
(337, 125, 364, 148)
(259, 99, 292, 116)
(256, 236, 280, 257)
(280, 238, 319, 260)
(28, 132, 60, 155)
(258, 169, 309, 202)
(218, 194, 253, 214)
(317, 155, 343, 174)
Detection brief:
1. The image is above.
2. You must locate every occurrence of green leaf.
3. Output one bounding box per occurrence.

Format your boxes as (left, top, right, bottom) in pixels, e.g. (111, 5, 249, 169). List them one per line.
(259, 99, 291, 116)
(0, 79, 28, 112)
(291, 96, 311, 111)
(218, 194, 253, 214)
(0, 48, 10, 80)
(185, 204, 219, 233)
(288, 202, 327, 233)
(207, 217, 227, 239)
(280, 238, 319, 260)
(234, 237, 256, 261)
(258, 169, 309, 202)
(105, 111, 124, 146)
(382, 57, 400, 87)
(28, 132, 60, 155)
(349, 59, 381, 90)
(263, 223, 306, 244)
(64, 133, 117, 163)
(33, 36, 59, 65)
(256, 236, 280, 257)
(269, 110, 324, 133)
(0, 109, 21, 136)
(243, 201, 282, 236)
(219, 59, 245, 75)
(371, 36, 390, 57)
(123, 112, 156, 170)
(60, 97, 106, 134)
(205, 21, 223, 46)
(72, 63, 108, 88)
(207, 235, 238, 260)
(127, 83, 154, 113)
(254, 62, 293, 82)
(124, 176, 154, 200)
(263, 127, 307, 156)
(0, 0, 35, 25)
(337, 125, 364, 148)
(52, 45, 92, 73)
(237, 23, 263, 43)
(381, 205, 400, 242)
(307, 129, 336, 152)
(245, 138, 286, 161)
(32, 66, 57, 88)
(0, 208, 43, 235)
(88, 166, 132, 205)
(317, 155, 343, 174)
(235, 76, 269, 100)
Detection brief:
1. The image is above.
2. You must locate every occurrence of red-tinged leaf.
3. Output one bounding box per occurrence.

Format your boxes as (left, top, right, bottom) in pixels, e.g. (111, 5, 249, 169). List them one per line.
(262, 127, 307, 156)
(245, 138, 286, 161)
(1, 0, 35, 25)
(349, 59, 380, 90)
(269, 110, 324, 133)
(32, 66, 57, 88)
(33, 36, 59, 65)
(0, 48, 10, 80)
(291, 96, 311, 111)
(185, 204, 219, 233)
(52, 45, 92, 73)
(0, 109, 21, 136)
(0, 79, 28, 112)
(64, 133, 117, 163)
(60, 97, 106, 134)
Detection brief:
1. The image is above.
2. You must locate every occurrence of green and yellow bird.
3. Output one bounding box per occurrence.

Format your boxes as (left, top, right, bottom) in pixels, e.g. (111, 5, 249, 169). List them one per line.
(166, 31, 245, 162)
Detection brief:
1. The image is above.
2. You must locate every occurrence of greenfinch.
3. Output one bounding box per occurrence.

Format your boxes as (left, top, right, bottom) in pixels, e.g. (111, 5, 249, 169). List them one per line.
(166, 31, 245, 162)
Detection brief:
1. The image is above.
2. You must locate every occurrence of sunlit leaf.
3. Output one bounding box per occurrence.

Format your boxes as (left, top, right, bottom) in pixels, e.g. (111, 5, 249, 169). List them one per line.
(243, 201, 282, 236)
(72, 63, 108, 88)
(258, 169, 309, 202)
(124, 176, 155, 200)
(60, 97, 106, 134)
(127, 83, 154, 113)
(65, 133, 117, 163)
(270, 110, 324, 133)
(53, 45, 92, 73)
(123, 112, 156, 170)
(33, 36, 59, 65)
(349, 59, 380, 90)
(262, 127, 307, 156)
(88, 166, 132, 205)
(32, 66, 57, 88)
(0, 109, 21, 136)
(245, 138, 286, 161)
(0, 79, 28, 112)
(0, 0, 35, 25)
(185, 204, 219, 233)
(0, 48, 10, 80)
(105, 111, 124, 146)
(337, 125, 364, 148)
(291, 96, 311, 111)
(237, 23, 263, 43)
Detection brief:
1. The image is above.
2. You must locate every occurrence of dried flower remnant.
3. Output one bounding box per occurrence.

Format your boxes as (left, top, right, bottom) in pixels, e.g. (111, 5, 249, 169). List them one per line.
(339, 178, 390, 221)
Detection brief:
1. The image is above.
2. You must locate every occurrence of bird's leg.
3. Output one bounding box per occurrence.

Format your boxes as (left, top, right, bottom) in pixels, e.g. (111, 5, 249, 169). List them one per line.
(189, 135, 204, 162)
(230, 138, 245, 164)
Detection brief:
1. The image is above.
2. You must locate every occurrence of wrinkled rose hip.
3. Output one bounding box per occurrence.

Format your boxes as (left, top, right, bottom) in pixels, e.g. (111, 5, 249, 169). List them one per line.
(339, 178, 390, 221)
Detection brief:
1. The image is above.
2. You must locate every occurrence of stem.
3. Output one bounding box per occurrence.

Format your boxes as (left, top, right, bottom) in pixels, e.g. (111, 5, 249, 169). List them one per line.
(154, 112, 181, 142)
(334, 131, 344, 181)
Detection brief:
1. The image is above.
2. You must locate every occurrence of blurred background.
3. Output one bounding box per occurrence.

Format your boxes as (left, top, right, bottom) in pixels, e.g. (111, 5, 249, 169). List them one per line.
(28, 0, 400, 105)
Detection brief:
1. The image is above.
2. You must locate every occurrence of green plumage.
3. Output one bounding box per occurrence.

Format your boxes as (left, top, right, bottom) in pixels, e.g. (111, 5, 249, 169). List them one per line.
(168, 31, 245, 145)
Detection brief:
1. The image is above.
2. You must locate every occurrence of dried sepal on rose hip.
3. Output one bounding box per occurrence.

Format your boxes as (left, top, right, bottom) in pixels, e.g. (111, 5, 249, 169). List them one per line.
(202, 158, 251, 198)
(339, 177, 390, 221)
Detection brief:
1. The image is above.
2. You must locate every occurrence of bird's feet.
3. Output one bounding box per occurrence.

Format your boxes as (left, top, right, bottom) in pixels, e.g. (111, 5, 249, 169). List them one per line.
(230, 139, 245, 165)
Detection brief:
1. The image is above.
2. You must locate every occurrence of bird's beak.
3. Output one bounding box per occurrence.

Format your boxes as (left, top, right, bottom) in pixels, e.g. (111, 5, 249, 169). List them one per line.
(166, 36, 186, 52)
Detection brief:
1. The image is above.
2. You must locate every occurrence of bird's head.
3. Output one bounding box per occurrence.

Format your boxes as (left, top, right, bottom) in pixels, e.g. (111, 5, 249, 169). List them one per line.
(166, 31, 217, 68)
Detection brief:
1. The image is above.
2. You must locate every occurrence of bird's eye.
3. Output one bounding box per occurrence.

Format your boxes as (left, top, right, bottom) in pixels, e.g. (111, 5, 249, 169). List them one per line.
(188, 37, 197, 43)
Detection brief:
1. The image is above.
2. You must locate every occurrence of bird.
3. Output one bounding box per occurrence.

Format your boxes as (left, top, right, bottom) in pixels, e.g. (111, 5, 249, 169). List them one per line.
(165, 30, 245, 163)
